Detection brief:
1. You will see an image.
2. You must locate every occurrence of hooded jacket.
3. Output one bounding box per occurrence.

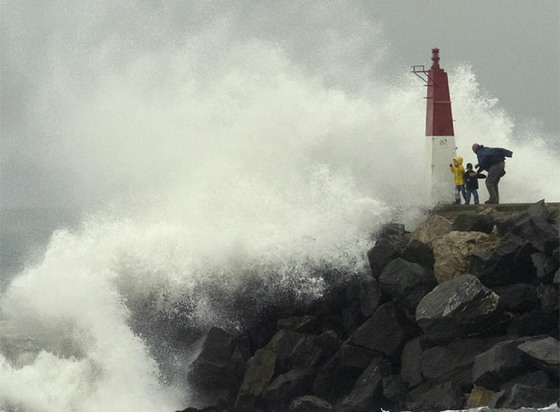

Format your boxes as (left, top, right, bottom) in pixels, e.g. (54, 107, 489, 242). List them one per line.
(450, 156, 465, 185)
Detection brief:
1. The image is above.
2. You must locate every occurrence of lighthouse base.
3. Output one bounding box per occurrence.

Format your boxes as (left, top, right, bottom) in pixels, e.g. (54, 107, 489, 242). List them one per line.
(426, 135, 457, 203)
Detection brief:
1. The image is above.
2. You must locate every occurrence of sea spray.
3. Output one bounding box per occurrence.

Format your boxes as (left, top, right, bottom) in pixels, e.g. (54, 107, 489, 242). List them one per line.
(2, 2, 560, 411)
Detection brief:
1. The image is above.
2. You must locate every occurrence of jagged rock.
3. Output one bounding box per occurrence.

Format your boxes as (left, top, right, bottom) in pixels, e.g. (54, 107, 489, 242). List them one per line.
(289, 335, 323, 372)
(314, 312, 345, 340)
(335, 357, 391, 412)
(367, 238, 402, 277)
(465, 386, 494, 408)
(490, 384, 559, 409)
(415, 274, 501, 343)
(507, 309, 559, 337)
(492, 283, 539, 312)
(537, 283, 559, 310)
(247, 318, 278, 352)
(409, 214, 453, 246)
(451, 213, 495, 234)
(378, 222, 408, 240)
(527, 199, 554, 221)
(348, 302, 415, 357)
(531, 252, 559, 283)
(432, 231, 497, 283)
(469, 233, 538, 286)
(342, 302, 365, 336)
(314, 330, 340, 360)
(289, 395, 332, 411)
(265, 329, 321, 373)
(409, 381, 464, 411)
(312, 344, 377, 403)
(401, 239, 435, 270)
(187, 327, 239, 389)
(262, 368, 315, 408)
(378, 258, 436, 310)
(497, 202, 559, 253)
(472, 337, 537, 391)
(400, 335, 434, 388)
(517, 336, 560, 376)
(382, 374, 409, 403)
(420, 337, 505, 391)
(236, 348, 277, 407)
(346, 277, 383, 318)
(502, 370, 555, 390)
(278, 315, 322, 334)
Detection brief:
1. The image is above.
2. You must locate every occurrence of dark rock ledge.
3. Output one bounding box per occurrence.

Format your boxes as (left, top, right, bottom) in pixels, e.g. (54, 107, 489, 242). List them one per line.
(176, 200, 559, 412)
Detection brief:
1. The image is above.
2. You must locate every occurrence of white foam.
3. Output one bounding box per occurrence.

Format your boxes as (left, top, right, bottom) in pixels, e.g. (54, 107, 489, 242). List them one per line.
(2, 3, 559, 411)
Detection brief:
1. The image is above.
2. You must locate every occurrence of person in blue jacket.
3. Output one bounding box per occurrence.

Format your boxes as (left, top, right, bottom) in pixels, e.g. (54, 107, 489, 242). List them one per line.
(463, 163, 486, 204)
(471, 143, 513, 204)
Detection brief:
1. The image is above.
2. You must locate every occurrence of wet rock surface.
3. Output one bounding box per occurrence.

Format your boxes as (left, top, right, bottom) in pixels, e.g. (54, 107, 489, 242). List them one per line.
(176, 201, 559, 412)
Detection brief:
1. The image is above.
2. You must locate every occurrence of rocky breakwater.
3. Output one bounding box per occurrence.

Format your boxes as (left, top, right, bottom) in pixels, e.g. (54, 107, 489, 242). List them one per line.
(178, 200, 559, 412)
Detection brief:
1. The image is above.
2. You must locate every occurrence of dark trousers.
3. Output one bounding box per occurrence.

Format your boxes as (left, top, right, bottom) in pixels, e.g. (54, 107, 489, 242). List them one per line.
(486, 161, 505, 203)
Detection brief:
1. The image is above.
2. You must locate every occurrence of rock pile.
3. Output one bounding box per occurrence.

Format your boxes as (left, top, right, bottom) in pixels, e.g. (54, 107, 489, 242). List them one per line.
(177, 201, 559, 412)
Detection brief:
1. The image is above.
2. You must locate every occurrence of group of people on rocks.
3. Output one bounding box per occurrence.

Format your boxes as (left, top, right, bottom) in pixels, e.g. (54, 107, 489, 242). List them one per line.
(449, 143, 513, 204)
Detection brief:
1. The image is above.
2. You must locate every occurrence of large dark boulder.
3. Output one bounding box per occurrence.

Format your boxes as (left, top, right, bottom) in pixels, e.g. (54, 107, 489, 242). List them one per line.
(517, 336, 560, 376)
(531, 252, 559, 283)
(537, 283, 559, 310)
(262, 368, 315, 408)
(400, 335, 434, 388)
(335, 357, 391, 412)
(421, 337, 506, 391)
(378, 258, 437, 310)
(497, 201, 559, 253)
(187, 327, 239, 389)
(502, 370, 555, 390)
(235, 349, 277, 407)
(451, 213, 495, 234)
(382, 374, 409, 404)
(415, 275, 501, 343)
(278, 315, 322, 334)
(526, 199, 554, 221)
(472, 337, 537, 391)
(342, 302, 365, 336)
(312, 344, 377, 403)
(367, 238, 402, 278)
(348, 302, 415, 358)
(469, 233, 538, 286)
(401, 239, 435, 271)
(344, 277, 383, 318)
(492, 283, 539, 312)
(507, 309, 559, 338)
(408, 381, 465, 411)
(289, 395, 332, 411)
(377, 222, 408, 240)
(314, 330, 341, 361)
(265, 329, 321, 373)
(490, 384, 559, 409)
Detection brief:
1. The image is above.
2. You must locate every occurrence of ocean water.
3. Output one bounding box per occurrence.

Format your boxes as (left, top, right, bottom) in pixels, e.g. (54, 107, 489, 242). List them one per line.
(1, 2, 559, 412)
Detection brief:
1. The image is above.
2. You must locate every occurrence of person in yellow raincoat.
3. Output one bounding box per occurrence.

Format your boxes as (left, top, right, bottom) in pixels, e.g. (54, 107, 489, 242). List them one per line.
(449, 156, 466, 204)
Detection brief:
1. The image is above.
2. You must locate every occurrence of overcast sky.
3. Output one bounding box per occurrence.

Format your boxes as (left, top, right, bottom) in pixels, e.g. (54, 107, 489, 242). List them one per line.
(1, 1, 558, 209)
(366, 1, 559, 136)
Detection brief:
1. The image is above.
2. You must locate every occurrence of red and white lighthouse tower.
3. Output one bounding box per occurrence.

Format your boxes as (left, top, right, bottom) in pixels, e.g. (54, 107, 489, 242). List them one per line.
(413, 48, 456, 202)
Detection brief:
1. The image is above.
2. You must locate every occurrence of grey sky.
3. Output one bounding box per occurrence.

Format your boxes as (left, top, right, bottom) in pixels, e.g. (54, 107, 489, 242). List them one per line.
(1, 1, 558, 209)
(366, 1, 559, 137)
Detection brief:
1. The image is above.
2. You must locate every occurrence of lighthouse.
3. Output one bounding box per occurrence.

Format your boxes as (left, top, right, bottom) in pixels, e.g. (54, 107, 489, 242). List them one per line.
(413, 48, 456, 203)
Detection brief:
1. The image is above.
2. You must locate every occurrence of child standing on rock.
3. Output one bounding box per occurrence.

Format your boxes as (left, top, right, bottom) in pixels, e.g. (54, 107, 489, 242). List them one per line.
(463, 163, 486, 204)
(449, 156, 466, 204)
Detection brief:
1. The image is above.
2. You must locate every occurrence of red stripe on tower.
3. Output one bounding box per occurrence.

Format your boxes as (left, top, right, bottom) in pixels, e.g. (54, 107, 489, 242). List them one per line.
(425, 48, 454, 136)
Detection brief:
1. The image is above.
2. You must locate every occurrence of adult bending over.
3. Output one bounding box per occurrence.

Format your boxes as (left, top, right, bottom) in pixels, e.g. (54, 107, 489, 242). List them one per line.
(471, 143, 513, 204)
